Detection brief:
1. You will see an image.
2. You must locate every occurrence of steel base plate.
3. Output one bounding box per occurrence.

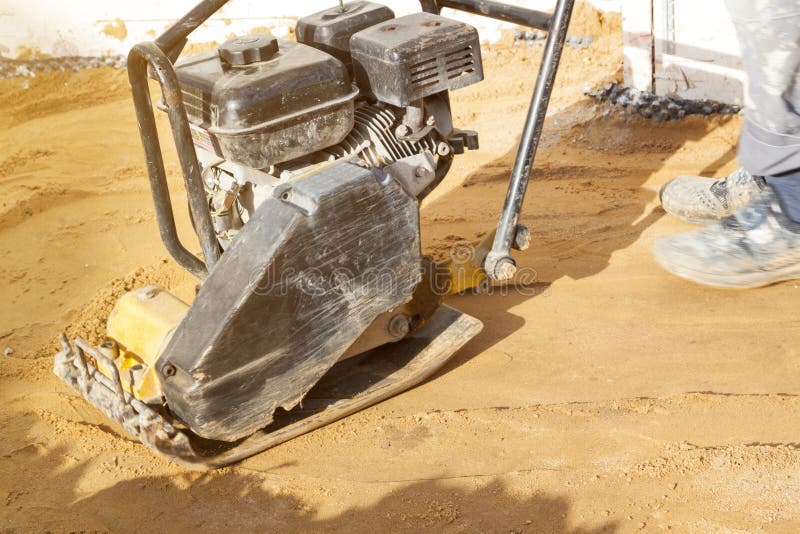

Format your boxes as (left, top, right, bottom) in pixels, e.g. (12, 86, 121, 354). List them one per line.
(54, 305, 482, 470)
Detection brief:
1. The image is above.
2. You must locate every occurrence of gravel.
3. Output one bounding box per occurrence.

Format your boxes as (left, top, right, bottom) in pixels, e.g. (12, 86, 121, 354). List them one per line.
(585, 82, 741, 121)
(0, 55, 127, 79)
(513, 29, 594, 50)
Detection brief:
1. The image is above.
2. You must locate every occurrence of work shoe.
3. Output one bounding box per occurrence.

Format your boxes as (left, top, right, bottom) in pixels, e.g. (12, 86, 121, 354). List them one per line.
(659, 168, 766, 224)
(653, 186, 800, 288)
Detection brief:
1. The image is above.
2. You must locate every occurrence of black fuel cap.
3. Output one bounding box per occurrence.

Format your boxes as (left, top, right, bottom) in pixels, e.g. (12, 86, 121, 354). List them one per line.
(219, 34, 279, 66)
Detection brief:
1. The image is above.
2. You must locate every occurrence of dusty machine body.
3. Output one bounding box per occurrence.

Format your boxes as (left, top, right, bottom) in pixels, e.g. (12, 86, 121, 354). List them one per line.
(54, 0, 575, 468)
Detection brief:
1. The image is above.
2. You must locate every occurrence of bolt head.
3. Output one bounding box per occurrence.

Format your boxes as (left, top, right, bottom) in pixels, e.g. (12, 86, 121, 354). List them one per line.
(99, 339, 119, 358)
(513, 224, 531, 251)
(387, 314, 410, 338)
(494, 258, 517, 281)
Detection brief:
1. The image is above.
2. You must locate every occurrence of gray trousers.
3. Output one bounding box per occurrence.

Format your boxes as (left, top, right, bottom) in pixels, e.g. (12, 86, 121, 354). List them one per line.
(726, 0, 800, 220)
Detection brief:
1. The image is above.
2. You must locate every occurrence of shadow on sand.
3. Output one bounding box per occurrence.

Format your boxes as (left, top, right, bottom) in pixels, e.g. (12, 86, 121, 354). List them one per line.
(421, 99, 737, 374)
(2, 439, 618, 532)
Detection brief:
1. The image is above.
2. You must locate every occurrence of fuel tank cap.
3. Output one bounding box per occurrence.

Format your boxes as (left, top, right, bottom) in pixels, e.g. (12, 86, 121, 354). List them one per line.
(219, 34, 279, 66)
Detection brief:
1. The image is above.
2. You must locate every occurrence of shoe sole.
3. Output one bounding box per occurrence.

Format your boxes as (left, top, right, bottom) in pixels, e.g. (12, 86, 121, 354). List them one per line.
(654, 252, 800, 289)
(671, 213, 716, 226)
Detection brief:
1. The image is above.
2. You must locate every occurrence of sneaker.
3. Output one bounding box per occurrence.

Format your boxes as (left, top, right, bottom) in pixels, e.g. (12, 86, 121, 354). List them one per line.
(659, 168, 766, 224)
(653, 186, 800, 288)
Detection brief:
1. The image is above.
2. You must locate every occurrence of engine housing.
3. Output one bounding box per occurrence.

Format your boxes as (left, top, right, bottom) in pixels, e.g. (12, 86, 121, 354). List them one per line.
(175, 36, 357, 169)
(350, 12, 484, 107)
(173, 3, 484, 250)
(296, 1, 395, 70)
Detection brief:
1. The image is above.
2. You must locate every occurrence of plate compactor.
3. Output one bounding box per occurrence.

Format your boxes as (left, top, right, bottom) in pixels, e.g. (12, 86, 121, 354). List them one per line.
(55, 0, 575, 469)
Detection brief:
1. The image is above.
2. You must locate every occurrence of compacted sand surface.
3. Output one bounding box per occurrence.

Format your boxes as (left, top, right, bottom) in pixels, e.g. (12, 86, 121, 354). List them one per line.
(2, 5, 800, 532)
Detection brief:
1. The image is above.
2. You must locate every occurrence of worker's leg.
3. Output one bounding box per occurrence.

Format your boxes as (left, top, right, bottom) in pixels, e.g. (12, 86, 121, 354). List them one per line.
(730, 0, 800, 220)
(659, 0, 800, 225)
(653, 0, 800, 288)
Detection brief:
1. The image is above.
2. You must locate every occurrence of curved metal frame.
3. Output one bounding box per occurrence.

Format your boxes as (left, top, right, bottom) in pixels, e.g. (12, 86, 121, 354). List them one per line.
(127, 1, 231, 278)
(484, 0, 576, 280)
(128, 43, 220, 277)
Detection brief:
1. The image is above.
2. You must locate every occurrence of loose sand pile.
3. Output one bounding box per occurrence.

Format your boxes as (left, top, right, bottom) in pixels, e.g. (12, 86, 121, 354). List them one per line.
(2, 4, 800, 531)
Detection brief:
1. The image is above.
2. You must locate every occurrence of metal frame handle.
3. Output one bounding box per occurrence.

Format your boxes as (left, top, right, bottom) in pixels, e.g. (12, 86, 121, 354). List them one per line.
(127, 0, 231, 278)
(421, 0, 552, 30)
(421, 0, 576, 280)
(483, 0, 575, 281)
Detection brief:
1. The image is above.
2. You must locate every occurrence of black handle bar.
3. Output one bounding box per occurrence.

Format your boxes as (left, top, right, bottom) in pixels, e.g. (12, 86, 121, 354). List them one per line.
(430, 0, 552, 31)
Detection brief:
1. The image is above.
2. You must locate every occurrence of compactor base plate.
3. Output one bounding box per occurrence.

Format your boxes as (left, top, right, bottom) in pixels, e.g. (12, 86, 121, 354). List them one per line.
(54, 305, 482, 469)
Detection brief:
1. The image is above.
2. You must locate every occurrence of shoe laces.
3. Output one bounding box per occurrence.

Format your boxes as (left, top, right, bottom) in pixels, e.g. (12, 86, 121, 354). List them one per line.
(710, 169, 764, 210)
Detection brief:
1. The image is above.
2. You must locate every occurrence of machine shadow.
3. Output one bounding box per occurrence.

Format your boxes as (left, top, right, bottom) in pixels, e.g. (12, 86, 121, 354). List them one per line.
(417, 98, 738, 373)
(0, 438, 618, 533)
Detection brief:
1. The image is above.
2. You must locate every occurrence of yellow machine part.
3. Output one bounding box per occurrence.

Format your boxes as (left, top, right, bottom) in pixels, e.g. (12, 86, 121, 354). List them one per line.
(441, 230, 495, 295)
(101, 286, 189, 404)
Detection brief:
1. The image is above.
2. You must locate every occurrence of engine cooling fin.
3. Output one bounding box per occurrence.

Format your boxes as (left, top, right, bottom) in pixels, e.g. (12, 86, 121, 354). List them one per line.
(325, 104, 438, 167)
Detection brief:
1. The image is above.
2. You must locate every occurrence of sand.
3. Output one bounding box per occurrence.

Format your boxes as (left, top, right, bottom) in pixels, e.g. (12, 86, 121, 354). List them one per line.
(2, 4, 800, 532)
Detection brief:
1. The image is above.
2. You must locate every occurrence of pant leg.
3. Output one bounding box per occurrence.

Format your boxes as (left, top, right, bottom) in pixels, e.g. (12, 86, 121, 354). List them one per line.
(725, 0, 800, 175)
(726, 0, 800, 220)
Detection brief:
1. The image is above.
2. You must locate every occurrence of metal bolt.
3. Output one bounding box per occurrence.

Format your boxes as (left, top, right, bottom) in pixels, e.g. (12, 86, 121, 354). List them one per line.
(415, 166, 428, 178)
(426, 115, 436, 126)
(437, 142, 451, 156)
(162, 363, 177, 378)
(395, 124, 410, 138)
(99, 340, 119, 359)
(493, 258, 517, 281)
(387, 313, 410, 339)
(512, 224, 531, 251)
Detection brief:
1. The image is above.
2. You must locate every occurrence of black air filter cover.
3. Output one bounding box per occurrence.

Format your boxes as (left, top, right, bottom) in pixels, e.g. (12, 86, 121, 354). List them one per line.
(296, 1, 395, 67)
(350, 12, 483, 107)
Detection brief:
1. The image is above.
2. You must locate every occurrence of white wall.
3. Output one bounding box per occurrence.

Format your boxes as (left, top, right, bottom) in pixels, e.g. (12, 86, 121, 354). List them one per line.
(622, 0, 745, 104)
(0, 0, 619, 59)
